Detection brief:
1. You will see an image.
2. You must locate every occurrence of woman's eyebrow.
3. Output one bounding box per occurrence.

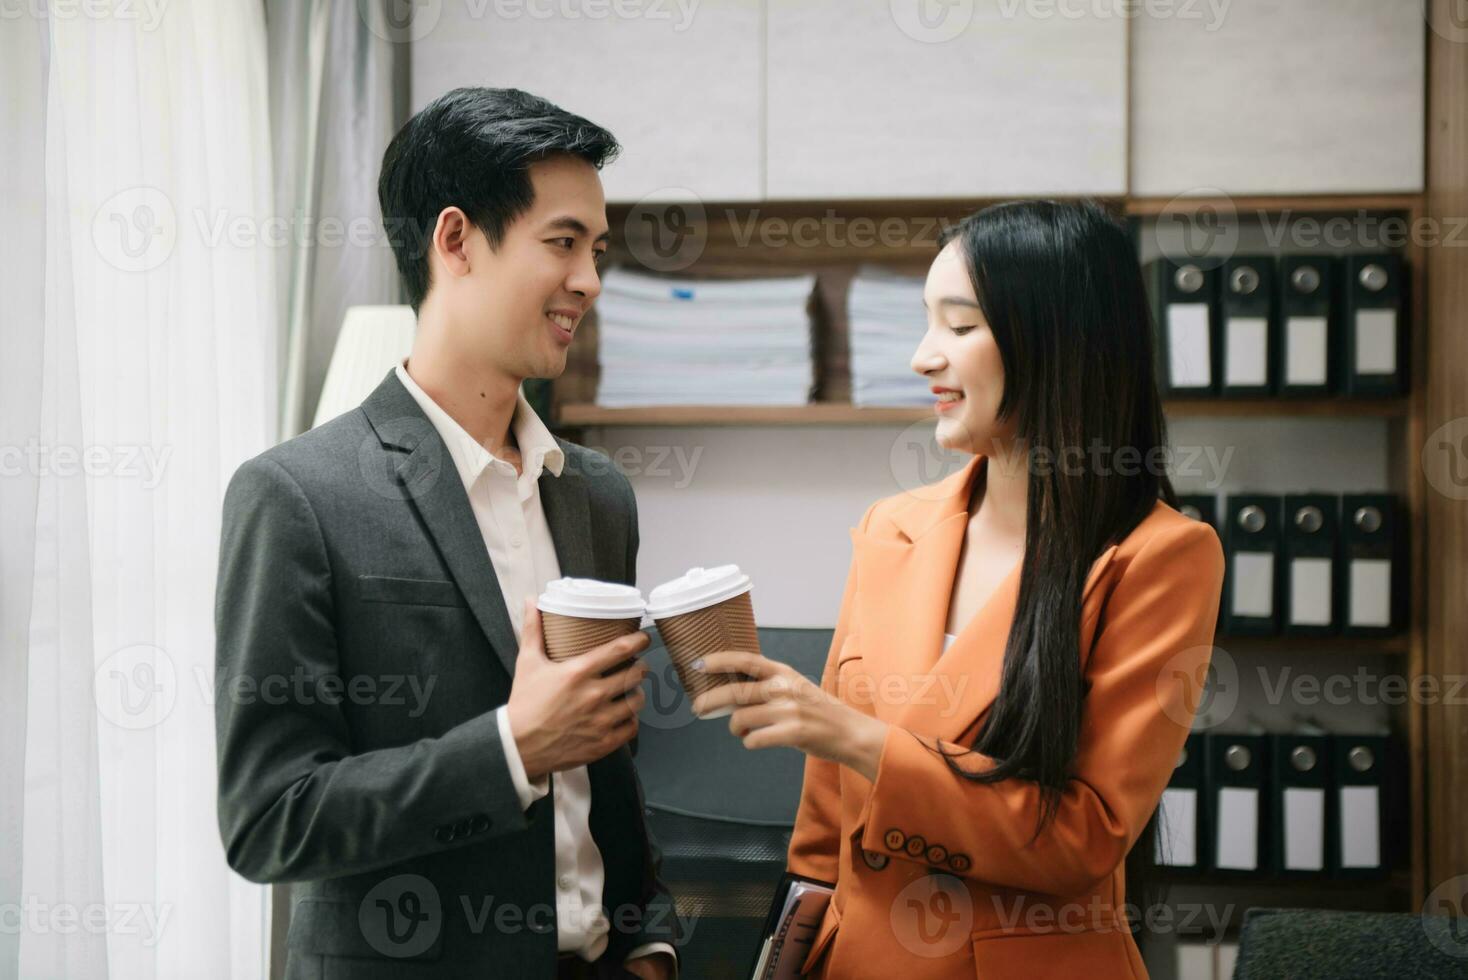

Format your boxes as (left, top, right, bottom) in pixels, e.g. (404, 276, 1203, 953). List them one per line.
(544, 215, 611, 243)
(924, 296, 983, 310)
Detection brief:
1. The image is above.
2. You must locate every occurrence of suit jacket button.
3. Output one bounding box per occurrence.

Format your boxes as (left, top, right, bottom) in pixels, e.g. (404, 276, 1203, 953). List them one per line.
(949, 853, 972, 873)
(862, 849, 889, 871)
(471, 814, 490, 833)
(883, 828, 906, 852)
(433, 826, 453, 843)
(926, 844, 948, 865)
(904, 834, 927, 858)
(452, 819, 470, 839)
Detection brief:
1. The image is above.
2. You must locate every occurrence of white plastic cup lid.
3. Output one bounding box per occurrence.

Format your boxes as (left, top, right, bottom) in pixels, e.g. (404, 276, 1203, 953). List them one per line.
(646, 565, 752, 619)
(537, 577, 646, 619)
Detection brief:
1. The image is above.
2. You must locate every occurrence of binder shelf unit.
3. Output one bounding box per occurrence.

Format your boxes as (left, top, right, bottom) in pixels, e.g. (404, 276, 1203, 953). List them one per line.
(551, 194, 1430, 916)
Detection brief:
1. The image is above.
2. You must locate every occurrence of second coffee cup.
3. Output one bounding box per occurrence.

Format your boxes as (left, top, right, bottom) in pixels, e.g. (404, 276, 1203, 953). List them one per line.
(646, 564, 760, 719)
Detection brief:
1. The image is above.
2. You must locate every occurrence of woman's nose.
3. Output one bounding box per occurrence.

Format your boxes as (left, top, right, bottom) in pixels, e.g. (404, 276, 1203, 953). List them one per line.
(910, 345, 945, 376)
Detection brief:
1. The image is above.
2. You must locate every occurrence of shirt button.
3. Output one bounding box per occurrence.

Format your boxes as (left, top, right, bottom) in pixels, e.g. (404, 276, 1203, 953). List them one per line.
(511, 537, 524, 548)
(558, 874, 573, 891)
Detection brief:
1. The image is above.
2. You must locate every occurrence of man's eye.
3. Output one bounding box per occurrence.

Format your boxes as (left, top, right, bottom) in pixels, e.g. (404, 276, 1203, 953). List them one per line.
(593, 250, 608, 265)
(550, 237, 575, 249)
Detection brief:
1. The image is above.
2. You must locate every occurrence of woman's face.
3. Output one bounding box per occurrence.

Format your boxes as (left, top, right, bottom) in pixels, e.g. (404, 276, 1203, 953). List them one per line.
(911, 240, 1012, 454)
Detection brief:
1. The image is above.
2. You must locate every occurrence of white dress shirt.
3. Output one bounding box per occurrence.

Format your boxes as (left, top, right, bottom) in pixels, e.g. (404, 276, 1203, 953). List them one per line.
(395, 361, 675, 972)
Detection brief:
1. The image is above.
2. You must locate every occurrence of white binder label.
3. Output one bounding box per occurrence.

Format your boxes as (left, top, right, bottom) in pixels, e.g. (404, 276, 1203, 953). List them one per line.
(1354, 310, 1398, 375)
(1156, 787, 1198, 867)
(1340, 785, 1381, 868)
(1216, 787, 1259, 870)
(1231, 551, 1275, 618)
(1283, 786, 1326, 871)
(1285, 316, 1328, 386)
(1289, 557, 1333, 626)
(1349, 558, 1392, 627)
(1167, 304, 1212, 388)
(1225, 316, 1268, 386)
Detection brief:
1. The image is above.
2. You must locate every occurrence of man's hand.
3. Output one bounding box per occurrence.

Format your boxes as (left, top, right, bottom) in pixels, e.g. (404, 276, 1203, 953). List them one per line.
(506, 598, 650, 781)
(623, 951, 674, 979)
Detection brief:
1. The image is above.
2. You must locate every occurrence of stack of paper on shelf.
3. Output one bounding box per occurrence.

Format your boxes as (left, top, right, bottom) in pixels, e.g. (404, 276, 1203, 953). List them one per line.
(594, 268, 816, 407)
(847, 268, 931, 406)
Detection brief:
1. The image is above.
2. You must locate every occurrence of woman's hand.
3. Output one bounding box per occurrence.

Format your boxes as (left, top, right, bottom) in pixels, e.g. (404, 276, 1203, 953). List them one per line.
(689, 651, 889, 782)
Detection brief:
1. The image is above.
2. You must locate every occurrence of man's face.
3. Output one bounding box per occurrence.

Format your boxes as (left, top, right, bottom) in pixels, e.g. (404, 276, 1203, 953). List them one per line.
(436, 154, 608, 382)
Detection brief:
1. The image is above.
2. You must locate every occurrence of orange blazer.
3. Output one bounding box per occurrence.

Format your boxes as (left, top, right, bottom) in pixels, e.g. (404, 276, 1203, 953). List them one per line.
(786, 454, 1224, 979)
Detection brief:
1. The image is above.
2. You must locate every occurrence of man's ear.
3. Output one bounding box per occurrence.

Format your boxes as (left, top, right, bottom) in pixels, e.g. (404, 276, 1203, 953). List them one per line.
(431, 206, 474, 279)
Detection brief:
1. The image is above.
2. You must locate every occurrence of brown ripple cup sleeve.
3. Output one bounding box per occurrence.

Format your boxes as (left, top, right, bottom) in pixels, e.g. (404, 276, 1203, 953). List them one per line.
(647, 566, 761, 719)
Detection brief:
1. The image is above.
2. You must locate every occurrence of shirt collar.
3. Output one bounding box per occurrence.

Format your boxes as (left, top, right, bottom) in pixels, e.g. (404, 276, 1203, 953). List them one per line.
(394, 359, 564, 495)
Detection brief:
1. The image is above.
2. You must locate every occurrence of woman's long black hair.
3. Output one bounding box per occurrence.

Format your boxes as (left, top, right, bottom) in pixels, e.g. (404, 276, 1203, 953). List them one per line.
(930, 199, 1176, 915)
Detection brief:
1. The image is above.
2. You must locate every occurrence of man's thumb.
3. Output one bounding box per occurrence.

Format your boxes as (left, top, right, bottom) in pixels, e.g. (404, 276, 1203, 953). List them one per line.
(521, 598, 547, 657)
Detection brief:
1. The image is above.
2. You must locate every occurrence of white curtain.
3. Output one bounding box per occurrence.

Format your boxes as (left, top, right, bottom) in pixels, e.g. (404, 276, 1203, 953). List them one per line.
(1, 3, 276, 978)
(266, 0, 406, 439)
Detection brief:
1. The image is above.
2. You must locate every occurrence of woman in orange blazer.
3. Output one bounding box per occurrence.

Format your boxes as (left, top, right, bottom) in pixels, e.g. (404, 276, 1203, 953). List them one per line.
(691, 200, 1225, 979)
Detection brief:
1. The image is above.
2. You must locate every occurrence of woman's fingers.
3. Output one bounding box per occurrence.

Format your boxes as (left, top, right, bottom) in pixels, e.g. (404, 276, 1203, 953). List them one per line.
(739, 720, 799, 752)
(728, 702, 785, 739)
(693, 649, 772, 679)
(691, 679, 764, 717)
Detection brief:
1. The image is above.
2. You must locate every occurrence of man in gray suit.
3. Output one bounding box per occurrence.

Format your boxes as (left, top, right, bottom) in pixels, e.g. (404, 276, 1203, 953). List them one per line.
(214, 88, 678, 979)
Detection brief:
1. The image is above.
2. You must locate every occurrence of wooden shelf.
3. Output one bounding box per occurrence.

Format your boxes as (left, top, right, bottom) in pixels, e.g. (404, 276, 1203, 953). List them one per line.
(1125, 193, 1423, 216)
(554, 398, 1408, 428)
(1218, 634, 1410, 656)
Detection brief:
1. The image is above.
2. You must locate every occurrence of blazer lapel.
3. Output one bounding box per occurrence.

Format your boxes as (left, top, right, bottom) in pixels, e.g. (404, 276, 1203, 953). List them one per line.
(361, 370, 520, 678)
(854, 452, 1122, 745)
(538, 456, 597, 580)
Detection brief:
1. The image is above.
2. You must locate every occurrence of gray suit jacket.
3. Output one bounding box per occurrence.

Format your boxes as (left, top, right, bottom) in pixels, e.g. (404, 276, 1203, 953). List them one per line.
(214, 370, 678, 979)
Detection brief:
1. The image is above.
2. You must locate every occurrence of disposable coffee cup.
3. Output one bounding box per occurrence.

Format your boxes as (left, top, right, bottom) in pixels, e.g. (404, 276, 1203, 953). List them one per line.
(646, 565, 760, 719)
(536, 578, 646, 664)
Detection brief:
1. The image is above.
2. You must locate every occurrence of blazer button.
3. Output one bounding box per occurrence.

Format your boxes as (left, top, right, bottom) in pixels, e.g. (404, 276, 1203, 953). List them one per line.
(883, 828, 906, 852)
(471, 814, 491, 833)
(904, 835, 927, 858)
(861, 849, 889, 872)
(926, 844, 948, 866)
(452, 819, 470, 839)
(433, 826, 453, 843)
(949, 853, 972, 873)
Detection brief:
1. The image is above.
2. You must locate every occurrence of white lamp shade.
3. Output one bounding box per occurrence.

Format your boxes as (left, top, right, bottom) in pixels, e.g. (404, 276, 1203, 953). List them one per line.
(312, 305, 417, 428)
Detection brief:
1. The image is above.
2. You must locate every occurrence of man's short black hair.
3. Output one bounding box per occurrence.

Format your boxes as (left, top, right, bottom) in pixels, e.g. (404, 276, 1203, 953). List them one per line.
(377, 87, 620, 312)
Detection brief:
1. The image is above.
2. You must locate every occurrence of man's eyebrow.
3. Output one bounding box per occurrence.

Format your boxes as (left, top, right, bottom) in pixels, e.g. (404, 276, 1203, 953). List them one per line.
(544, 215, 611, 243)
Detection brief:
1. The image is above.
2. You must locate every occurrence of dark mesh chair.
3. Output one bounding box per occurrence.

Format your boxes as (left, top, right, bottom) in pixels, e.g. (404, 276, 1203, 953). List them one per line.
(1234, 907, 1468, 980)
(635, 626, 833, 979)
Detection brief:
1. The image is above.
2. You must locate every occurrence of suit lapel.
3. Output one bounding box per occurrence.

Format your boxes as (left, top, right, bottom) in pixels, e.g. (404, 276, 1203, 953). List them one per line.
(538, 456, 597, 580)
(361, 370, 520, 677)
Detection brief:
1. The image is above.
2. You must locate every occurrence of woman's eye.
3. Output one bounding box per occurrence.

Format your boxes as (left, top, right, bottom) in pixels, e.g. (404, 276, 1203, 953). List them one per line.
(951, 325, 978, 336)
